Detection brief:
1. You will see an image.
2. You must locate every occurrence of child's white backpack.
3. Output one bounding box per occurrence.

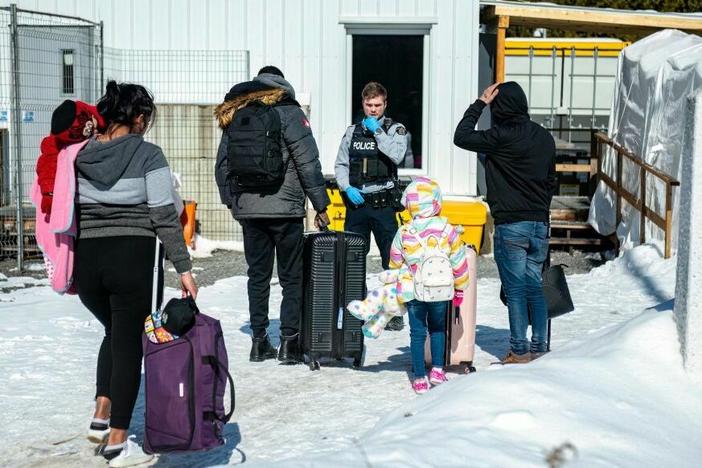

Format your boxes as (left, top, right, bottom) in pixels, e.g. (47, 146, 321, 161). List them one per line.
(407, 222, 454, 302)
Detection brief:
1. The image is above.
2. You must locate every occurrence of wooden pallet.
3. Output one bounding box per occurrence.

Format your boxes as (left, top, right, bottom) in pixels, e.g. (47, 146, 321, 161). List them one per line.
(550, 196, 591, 222)
(549, 197, 611, 251)
(550, 221, 606, 247)
(0, 204, 39, 258)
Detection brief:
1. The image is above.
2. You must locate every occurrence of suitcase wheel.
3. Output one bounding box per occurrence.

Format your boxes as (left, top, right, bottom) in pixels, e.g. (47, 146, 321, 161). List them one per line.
(352, 346, 367, 370)
(309, 360, 321, 371)
(461, 361, 477, 374)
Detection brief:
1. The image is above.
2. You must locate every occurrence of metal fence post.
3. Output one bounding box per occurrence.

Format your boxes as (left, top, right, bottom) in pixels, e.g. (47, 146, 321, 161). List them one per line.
(591, 47, 599, 128)
(550, 47, 556, 128)
(9, 3, 24, 270)
(100, 20, 104, 91)
(568, 47, 575, 143)
(527, 46, 533, 106)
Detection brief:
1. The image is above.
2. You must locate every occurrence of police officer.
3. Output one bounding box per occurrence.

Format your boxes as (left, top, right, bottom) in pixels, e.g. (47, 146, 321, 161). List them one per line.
(335, 81, 409, 330)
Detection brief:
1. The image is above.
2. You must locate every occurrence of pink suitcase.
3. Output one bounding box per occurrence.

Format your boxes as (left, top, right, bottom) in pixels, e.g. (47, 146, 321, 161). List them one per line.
(425, 246, 477, 373)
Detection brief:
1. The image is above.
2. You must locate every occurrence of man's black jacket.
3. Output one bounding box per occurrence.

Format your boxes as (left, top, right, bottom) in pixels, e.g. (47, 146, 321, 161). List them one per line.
(453, 82, 556, 225)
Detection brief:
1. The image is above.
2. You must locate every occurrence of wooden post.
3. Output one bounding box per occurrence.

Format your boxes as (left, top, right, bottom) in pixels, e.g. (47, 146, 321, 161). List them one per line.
(590, 131, 599, 196)
(665, 183, 673, 259)
(495, 15, 510, 83)
(596, 134, 603, 177)
(640, 167, 646, 245)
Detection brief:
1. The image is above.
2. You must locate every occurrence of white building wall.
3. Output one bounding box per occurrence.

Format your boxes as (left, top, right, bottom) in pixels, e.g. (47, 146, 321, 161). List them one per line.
(1, 0, 480, 195)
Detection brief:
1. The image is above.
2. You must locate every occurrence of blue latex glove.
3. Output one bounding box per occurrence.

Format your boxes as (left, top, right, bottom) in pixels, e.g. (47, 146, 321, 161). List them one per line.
(363, 116, 381, 134)
(345, 186, 365, 206)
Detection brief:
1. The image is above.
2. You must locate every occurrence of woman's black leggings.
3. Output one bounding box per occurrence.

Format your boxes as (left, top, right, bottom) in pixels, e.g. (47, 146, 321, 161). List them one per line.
(75, 236, 163, 430)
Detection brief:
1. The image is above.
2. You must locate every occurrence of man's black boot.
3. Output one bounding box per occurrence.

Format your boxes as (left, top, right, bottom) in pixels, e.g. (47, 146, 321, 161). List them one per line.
(385, 315, 405, 331)
(250, 334, 278, 362)
(278, 333, 302, 364)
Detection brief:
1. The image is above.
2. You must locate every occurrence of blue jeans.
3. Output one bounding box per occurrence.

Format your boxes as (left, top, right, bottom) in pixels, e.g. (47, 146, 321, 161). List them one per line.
(407, 300, 447, 378)
(494, 221, 549, 355)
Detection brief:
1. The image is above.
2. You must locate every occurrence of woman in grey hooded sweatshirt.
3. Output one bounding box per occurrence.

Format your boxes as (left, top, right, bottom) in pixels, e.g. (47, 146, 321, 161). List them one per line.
(74, 81, 197, 466)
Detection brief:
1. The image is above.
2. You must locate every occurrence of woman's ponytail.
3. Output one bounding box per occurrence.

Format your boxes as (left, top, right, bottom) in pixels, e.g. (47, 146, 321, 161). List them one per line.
(96, 81, 155, 133)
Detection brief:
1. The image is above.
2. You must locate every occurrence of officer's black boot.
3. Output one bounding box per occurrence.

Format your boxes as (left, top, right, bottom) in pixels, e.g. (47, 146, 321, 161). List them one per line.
(385, 315, 405, 331)
(278, 333, 302, 364)
(250, 334, 278, 362)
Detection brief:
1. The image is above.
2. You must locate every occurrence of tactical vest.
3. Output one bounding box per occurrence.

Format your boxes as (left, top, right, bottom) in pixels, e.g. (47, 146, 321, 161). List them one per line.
(348, 118, 398, 187)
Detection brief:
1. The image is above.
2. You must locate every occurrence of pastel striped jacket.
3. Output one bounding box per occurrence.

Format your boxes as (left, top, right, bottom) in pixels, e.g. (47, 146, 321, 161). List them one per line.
(389, 176, 469, 303)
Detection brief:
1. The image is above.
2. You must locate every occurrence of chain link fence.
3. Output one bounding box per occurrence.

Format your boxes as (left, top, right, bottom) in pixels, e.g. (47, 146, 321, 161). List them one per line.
(0, 5, 102, 268)
(103, 48, 249, 242)
(0, 5, 249, 269)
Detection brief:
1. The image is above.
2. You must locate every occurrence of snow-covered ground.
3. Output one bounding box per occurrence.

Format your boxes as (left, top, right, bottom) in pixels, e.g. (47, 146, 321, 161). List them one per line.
(1, 245, 699, 467)
(189, 234, 243, 258)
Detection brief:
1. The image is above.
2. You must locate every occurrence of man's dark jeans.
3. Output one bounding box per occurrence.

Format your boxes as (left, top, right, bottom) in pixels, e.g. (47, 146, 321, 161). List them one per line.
(494, 221, 549, 355)
(240, 218, 304, 338)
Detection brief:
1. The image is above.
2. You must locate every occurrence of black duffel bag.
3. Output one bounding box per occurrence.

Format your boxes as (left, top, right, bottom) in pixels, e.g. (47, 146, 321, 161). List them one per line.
(499, 264, 575, 319)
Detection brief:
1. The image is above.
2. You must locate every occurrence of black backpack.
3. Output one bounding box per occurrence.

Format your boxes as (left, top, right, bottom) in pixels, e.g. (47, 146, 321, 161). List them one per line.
(225, 102, 286, 192)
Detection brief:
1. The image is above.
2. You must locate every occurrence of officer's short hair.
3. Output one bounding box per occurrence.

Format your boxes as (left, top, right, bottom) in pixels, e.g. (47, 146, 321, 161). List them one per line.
(362, 82, 387, 101)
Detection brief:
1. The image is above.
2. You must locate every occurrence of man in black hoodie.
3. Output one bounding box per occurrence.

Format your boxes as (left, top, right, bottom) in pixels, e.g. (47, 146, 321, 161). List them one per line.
(215, 66, 330, 364)
(454, 82, 556, 364)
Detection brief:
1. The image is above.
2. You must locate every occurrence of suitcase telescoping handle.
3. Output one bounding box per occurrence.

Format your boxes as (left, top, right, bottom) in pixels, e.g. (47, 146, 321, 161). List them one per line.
(151, 237, 161, 314)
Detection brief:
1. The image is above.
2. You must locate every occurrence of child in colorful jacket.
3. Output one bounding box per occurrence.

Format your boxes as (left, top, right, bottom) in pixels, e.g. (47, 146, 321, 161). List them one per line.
(36, 100, 105, 219)
(32, 100, 104, 294)
(389, 176, 469, 394)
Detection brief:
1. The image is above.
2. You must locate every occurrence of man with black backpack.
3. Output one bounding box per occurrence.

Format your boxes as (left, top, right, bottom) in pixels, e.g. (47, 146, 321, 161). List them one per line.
(215, 66, 330, 364)
(335, 81, 410, 331)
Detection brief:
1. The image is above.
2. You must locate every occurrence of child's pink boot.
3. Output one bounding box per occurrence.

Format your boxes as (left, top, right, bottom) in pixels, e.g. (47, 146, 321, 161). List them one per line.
(429, 367, 448, 386)
(412, 377, 429, 394)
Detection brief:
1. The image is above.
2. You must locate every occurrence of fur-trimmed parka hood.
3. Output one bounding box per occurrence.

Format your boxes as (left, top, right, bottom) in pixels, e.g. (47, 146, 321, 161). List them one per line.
(215, 73, 297, 128)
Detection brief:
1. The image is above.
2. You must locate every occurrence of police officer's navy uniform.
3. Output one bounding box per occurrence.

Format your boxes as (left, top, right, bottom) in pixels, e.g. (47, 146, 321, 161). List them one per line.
(334, 116, 409, 269)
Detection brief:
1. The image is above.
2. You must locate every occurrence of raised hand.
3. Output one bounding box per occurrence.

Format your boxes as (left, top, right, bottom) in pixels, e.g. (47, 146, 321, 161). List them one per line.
(479, 83, 500, 105)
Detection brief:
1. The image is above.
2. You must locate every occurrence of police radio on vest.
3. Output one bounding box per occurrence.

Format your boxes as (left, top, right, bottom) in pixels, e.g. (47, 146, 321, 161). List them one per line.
(352, 141, 376, 150)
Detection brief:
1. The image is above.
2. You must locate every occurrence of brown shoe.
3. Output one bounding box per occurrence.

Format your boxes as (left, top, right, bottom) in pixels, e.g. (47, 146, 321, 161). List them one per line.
(500, 351, 531, 364)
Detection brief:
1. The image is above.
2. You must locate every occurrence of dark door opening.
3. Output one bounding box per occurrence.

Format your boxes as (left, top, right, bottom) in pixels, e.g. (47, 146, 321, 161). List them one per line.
(352, 34, 423, 169)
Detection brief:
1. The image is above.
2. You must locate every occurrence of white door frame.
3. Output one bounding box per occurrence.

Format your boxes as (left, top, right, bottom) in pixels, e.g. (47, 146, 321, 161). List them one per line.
(342, 21, 435, 176)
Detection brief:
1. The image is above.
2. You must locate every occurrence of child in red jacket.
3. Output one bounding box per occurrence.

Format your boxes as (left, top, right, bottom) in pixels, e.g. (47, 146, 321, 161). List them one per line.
(36, 100, 105, 218)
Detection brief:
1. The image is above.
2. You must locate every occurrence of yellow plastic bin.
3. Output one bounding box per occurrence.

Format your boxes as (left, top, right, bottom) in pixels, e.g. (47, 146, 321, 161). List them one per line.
(326, 187, 347, 231)
(440, 199, 488, 254)
(326, 187, 411, 232)
(326, 188, 487, 254)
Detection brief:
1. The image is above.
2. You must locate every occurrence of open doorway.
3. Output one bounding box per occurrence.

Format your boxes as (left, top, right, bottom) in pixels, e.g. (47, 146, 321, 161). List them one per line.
(352, 34, 424, 169)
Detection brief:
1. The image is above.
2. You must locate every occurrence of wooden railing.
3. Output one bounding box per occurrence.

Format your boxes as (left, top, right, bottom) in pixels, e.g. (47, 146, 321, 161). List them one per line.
(592, 132, 680, 258)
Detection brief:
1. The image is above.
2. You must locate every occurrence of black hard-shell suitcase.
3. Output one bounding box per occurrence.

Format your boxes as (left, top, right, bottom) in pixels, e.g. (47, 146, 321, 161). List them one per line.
(301, 230, 367, 371)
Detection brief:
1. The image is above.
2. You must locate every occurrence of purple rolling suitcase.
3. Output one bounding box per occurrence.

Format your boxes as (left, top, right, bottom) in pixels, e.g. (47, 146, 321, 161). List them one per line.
(142, 242, 235, 454)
